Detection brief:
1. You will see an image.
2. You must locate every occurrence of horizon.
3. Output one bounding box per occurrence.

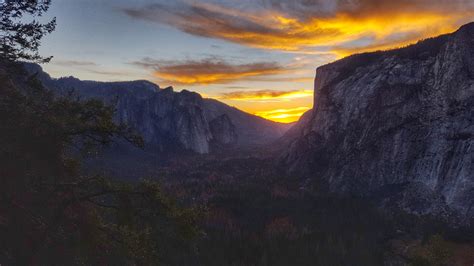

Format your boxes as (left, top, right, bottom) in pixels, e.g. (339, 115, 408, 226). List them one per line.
(38, 0, 474, 123)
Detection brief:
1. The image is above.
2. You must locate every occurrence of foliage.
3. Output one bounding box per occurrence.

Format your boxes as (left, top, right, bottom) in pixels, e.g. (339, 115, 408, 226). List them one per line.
(410, 235, 454, 266)
(158, 157, 390, 266)
(0, 65, 200, 265)
(0, 0, 56, 62)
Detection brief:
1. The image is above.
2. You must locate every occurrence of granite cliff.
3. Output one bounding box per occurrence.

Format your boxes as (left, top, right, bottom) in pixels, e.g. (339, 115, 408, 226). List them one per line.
(25, 64, 290, 155)
(281, 23, 474, 224)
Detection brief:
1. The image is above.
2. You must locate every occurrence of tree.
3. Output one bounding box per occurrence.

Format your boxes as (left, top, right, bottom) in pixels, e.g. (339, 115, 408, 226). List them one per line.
(0, 0, 56, 62)
(0, 2, 201, 263)
(0, 67, 200, 265)
(411, 235, 454, 266)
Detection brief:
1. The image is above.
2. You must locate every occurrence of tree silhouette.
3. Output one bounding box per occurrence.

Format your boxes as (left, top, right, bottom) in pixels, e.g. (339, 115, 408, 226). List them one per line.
(0, 0, 56, 62)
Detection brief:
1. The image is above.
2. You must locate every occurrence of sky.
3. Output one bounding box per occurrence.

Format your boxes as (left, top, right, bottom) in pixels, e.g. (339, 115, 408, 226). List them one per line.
(38, 0, 474, 123)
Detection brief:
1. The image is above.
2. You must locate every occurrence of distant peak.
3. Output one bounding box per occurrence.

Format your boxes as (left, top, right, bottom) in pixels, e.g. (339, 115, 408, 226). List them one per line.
(458, 21, 474, 31)
(457, 21, 474, 35)
(162, 86, 174, 92)
(180, 89, 203, 100)
(59, 75, 79, 81)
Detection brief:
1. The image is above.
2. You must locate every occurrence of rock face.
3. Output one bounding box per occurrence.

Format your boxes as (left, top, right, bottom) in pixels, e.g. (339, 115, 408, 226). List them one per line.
(25, 64, 290, 154)
(209, 114, 238, 145)
(281, 23, 474, 223)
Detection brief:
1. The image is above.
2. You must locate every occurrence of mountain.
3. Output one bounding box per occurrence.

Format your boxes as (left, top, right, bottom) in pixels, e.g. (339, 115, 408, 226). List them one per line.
(281, 23, 474, 224)
(24, 64, 290, 155)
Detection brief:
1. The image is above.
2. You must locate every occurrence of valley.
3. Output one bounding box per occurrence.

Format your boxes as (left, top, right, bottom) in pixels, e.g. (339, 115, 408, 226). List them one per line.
(1, 1, 473, 263)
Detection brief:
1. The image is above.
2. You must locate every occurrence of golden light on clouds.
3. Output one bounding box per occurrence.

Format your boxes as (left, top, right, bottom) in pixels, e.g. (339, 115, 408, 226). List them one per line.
(325, 13, 467, 57)
(154, 70, 276, 85)
(219, 89, 313, 102)
(203, 12, 463, 54)
(254, 107, 311, 123)
(124, 0, 474, 123)
(133, 58, 287, 85)
(124, 1, 474, 54)
(213, 89, 313, 123)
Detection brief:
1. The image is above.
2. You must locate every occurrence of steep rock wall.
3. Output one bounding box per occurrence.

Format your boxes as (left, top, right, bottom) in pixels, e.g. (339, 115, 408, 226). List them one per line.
(282, 23, 474, 223)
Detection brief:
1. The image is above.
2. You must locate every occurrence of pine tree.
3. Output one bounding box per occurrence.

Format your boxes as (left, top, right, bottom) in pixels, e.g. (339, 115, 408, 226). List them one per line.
(0, 0, 56, 62)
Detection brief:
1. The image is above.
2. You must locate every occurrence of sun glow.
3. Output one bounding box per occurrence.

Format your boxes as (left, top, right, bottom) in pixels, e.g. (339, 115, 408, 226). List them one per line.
(254, 107, 311, 123)
(218, 90, 313, 102)
(211, 89, 313, 123)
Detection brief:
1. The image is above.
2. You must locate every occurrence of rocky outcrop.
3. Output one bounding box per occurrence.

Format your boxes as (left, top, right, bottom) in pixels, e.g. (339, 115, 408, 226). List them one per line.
(281, 23, 474, 224)
(25, 64, 290, 154)
(209, 114, 238, 145)
(203, 98, 292, 147)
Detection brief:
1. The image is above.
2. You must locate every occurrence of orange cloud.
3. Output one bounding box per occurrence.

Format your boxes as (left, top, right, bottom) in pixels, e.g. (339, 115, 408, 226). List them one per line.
(133, 58, 287, 85)
(124, 1, 474, 54)
(246, 76, 315, 83)
(254, 106, 311, 123)
(218, 89, 313, 102)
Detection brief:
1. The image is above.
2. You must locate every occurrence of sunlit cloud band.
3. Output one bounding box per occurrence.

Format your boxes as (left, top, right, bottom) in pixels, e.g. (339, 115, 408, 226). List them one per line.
(133, 58, 287, 85)
(218, 89, 313, 101)
(124, 0, 474, 55)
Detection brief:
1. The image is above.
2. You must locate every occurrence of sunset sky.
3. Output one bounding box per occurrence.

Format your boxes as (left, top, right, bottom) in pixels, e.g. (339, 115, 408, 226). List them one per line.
(39, 0, 474, 123)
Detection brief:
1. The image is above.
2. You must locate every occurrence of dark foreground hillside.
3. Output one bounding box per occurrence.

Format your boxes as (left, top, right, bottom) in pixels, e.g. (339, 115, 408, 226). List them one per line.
(0, 63, 201, 265)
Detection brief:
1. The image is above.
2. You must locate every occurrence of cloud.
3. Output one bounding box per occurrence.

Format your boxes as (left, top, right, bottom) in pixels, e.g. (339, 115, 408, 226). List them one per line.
(254, 106, 311, 123)
(132, 57, 287, 85)
(218, 89, 313, 101)
(123, 0, 474, 54)
(52, 59, 128, 78)
(262, 0, 474, 19)
(215, 88, 312, 122)
(246, 76, 314, 83)
(86, 69, 128, 76)
(224, 86, 253, 90)
(53, 60, 98, 67)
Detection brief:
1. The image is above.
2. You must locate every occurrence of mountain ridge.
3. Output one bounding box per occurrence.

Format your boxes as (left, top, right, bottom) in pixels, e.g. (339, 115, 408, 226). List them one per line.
(24, 63, 291, 155)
